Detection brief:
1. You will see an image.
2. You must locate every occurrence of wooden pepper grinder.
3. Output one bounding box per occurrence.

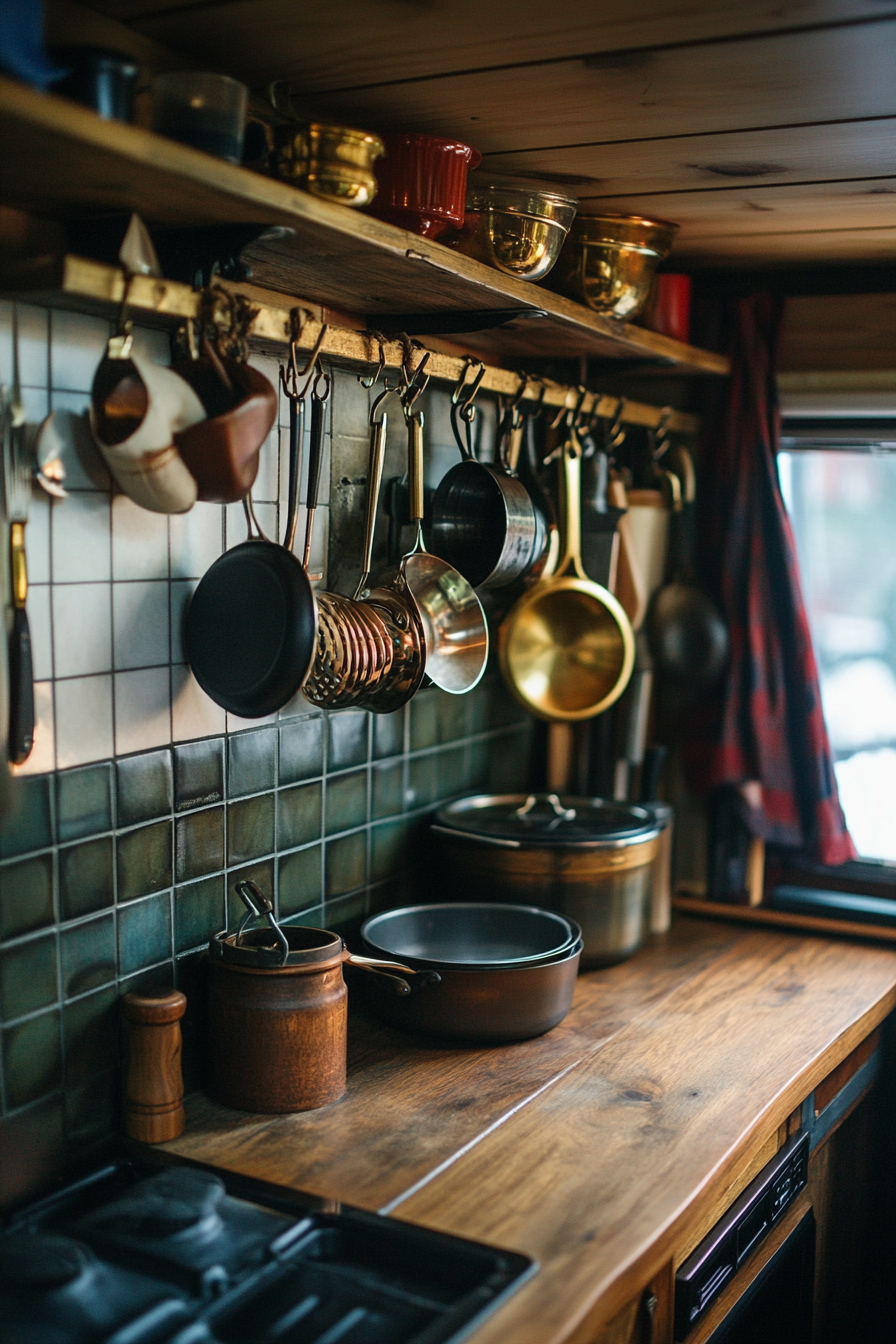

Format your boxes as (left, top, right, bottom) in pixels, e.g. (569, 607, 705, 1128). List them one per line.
(121, 989, 186, 1142)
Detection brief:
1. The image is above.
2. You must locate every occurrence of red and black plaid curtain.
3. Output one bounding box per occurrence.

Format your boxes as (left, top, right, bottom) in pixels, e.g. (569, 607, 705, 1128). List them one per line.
(689, 293, 855, 865)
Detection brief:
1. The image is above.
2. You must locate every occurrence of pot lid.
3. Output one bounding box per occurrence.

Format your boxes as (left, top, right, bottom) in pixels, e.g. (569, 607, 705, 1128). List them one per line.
(433, 793, 661, 847)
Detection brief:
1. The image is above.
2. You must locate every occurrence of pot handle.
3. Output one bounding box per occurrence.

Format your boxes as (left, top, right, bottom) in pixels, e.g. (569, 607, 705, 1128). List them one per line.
(343, 952, 441, 997)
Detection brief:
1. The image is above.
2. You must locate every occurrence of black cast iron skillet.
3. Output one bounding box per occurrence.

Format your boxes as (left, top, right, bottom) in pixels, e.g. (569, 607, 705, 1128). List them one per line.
(354, 902, 583, 1043)
(183, 389, 317, 718)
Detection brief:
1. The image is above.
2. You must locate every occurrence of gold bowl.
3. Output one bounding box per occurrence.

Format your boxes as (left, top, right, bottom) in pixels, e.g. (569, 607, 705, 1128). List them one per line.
(450, 184, 578, 280)
(546, 213, 679, 319)
(271, 122, 385, 207)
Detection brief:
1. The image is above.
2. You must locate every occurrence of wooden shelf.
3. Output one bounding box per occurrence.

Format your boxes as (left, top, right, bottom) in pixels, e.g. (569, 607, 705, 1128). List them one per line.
(0, 76, 729, 377)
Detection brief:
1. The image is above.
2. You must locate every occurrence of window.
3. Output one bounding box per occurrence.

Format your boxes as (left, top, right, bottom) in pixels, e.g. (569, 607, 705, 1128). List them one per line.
(778, 447, 896, 862)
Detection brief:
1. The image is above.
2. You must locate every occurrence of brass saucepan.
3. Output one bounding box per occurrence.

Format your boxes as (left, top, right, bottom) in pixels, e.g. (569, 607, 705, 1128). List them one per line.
(500, 425, 634, 720)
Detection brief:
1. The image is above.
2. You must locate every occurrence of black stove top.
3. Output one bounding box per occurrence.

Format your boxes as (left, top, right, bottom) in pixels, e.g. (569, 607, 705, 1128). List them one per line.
(0, 1153, 534, 1344)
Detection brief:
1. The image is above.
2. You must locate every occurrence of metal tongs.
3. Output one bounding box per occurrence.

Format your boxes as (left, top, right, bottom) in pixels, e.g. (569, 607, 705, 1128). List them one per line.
(234, 879, 289, 963)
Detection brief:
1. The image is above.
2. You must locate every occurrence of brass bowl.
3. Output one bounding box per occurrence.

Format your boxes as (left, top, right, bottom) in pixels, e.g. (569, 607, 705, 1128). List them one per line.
(451, 184, 577, 280)
(271, 122, 385, 207)
(546, 213, 679, 319)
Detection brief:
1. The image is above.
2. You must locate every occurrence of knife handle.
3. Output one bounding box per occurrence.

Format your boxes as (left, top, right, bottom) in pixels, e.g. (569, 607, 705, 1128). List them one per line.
(10, 522, 26, 607)
(8, 606, 34, 765)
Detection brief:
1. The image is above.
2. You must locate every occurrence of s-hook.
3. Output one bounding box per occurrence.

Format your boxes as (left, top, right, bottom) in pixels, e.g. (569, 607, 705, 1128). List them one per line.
(359, 329, 388, 389)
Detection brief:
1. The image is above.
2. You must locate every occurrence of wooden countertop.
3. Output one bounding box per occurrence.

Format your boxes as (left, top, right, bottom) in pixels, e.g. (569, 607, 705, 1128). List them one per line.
(164, 916, 896, 1342)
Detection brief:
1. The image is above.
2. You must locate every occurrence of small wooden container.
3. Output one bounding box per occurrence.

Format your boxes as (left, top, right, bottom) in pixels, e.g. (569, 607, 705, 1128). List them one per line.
(208, 881, 416, 1114)
(208, 935, 348, 1114)
(121, 988, 186, 1142)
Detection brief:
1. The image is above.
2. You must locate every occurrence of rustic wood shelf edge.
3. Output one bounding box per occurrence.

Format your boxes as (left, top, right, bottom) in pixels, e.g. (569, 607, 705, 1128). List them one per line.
(0, 253, 701, 434)
(0, 75, 729, 379)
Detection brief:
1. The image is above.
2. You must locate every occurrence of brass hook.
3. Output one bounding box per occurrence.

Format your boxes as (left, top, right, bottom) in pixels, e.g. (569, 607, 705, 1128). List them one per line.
(107, 270, 137, 359)
(548, 393, 574, 431)
(452, 357, 486, 423)
(605, 396, 628, 450)
(400, 349, 431, 415)
(518, 378, 547, 419)
(359, 329, 388, 390)
(652, 405, 674, 460)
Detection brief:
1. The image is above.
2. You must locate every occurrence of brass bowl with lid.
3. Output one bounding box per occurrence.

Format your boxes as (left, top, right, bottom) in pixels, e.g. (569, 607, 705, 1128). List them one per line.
(450, 183, 578, 280)
(271, 121, 385, 206)
(547, 213, 679, 319)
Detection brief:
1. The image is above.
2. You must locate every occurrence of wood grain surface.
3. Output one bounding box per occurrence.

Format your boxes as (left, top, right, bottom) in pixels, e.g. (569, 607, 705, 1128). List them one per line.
(0, 78, 726, 374)
(71, 3, 896, 266)
(164, 917, 896, 1343)
(92, 2, 896, 95)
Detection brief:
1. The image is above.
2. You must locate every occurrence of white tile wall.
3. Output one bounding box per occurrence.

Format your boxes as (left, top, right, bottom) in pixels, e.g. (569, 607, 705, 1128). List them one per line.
(52, 582, 112, 678)
(171, 664, 226, 741)
(114, 667, 171, 755)
(51, 493, 111, 583)
(2, 305, 334, 772)
(113, 580, 170, 669)
(112, 495, 169, 581)
(54, 674, 114, 767)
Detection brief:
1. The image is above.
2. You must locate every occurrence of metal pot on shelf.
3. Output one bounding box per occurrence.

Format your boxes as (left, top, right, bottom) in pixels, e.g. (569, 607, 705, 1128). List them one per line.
(431, 793, 666, 968)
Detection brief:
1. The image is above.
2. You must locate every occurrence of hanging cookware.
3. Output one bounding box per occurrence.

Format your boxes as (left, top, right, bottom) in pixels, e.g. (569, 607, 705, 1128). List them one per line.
(90, 346, 203, 515)
(431, 796, 663, 969)
(303, 384, 426, 711)
(183, 377, 317, 716)
(3, 308, 34, 765)
(386, 400, 489, 694)
(208, 881, 432, 1113)
(355, 902, 582, 1043)
(430, 367, 540, 590)
(500, 423, 635, 721)
(173, 342, 277, 505)
(646, 445, 729, 685)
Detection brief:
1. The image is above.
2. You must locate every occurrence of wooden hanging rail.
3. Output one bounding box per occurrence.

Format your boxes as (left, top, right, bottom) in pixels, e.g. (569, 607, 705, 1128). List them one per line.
(1, 253, 700, 435)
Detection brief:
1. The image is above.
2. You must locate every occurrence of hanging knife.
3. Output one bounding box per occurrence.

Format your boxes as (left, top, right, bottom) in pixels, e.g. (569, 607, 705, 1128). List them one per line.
(4, 305, 35, 764)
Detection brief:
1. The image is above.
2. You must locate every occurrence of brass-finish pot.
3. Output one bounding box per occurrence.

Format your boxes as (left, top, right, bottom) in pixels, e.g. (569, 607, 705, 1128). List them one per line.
(432, 794, 663, 969)
(500, 425, 634, 721)
(547, 213, 679, 319)
(271, 122, 385, 206)
(451, 184, 578, 280)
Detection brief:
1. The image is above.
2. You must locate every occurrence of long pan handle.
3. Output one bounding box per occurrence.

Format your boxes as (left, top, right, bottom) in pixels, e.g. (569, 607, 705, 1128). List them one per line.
(408, 411, 425, 526)
(355, 412, 389, 599)
(302, 384, 327, 571)
(8, 524, 34, 764)
(283, 394, 304, 554)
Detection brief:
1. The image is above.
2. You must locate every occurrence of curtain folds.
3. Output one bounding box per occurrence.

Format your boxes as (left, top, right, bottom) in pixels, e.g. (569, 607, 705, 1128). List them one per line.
(689, 293, 856, 866)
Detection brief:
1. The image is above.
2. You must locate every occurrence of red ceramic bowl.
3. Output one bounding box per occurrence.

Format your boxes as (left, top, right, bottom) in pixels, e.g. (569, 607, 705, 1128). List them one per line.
(370, 132, 482, 239)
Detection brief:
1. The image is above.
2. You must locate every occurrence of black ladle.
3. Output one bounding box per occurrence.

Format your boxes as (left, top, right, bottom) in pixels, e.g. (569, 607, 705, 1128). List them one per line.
(646, 446, 728, 685)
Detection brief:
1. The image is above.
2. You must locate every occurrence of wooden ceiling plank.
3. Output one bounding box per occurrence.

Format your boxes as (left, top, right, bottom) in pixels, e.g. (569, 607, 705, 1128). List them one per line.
(276, 20, 896, 156)
(676, 228, 896, 265)
(479, 117, 896, 199)
(87, 1, 896, 93)
(593, 178, 896, 241)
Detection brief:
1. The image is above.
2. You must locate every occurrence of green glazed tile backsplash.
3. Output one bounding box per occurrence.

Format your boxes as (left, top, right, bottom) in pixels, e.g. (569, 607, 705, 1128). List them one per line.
(0, 327, 535, 1184)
